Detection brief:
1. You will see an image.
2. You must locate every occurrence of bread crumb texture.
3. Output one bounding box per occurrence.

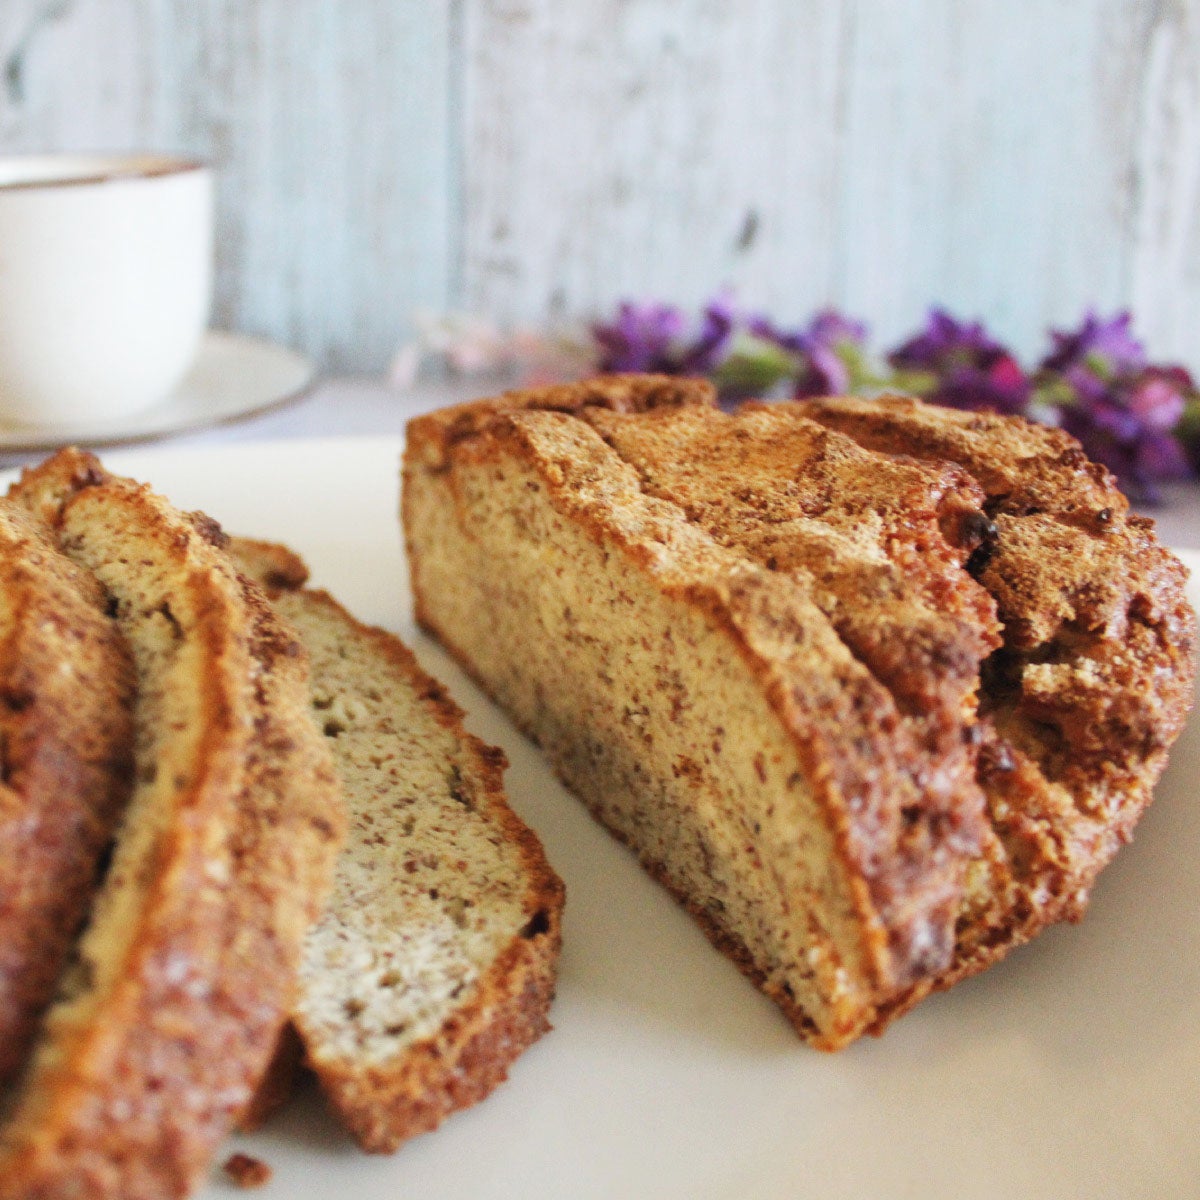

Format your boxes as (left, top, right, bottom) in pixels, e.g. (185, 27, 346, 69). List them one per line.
(222, 1153, 272, 1189)
(287, 592, 534, 1063)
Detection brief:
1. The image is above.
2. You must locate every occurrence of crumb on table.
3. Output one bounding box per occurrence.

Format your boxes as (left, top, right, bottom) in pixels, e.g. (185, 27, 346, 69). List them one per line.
(223, 1152, 273, 1189)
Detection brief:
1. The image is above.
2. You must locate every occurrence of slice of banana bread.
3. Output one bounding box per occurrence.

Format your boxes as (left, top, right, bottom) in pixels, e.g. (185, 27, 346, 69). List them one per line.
(0, 501, 134, 1084)
(232, 540, 564, 1154)
(0, 450, 345, 1200)
(403, 376, 1195, 1048)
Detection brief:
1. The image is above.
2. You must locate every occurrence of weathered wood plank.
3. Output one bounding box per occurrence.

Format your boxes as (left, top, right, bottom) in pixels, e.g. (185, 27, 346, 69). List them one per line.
(464, 0, 1173, 361)
(462, 0, 855, 329)
(0, 0, 455, 370)
(1124, 0, 1200, 365)
(835, 0, 1146, 356)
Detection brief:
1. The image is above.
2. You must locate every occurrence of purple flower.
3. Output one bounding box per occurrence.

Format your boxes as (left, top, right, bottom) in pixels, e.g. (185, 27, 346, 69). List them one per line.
(1130, 366, 1192, 430)
(677, 291, 738, 374)
(593, 292, 742, 378)
(747, 315, 805, 355)
(794, 347, 848, 398)
(1050, 363, 1195, 502)
(796, 310, 870, 397)
(592, 301, 688, 374)
(587, 298, 1197, 504)
(808, 310, 869, 347)
(750, 308, 869, 398)
(889, 309, 1003, 371)
(593, 292, 853, 403)
(1040, 310, 1146, 377)
(937, 354, 1030, 415)
(888, 308, 1029, 415)
(1061, 407, 1191, 503)
(1034, 313, 1196, 500)
(1137, 429, 1191, 480)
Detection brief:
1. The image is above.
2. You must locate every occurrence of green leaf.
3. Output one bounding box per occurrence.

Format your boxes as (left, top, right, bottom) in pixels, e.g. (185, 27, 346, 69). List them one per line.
(711, 334, 798, 394)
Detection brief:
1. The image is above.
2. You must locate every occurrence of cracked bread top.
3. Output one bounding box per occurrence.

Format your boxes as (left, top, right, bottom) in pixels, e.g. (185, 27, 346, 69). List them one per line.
(798, 395, 1196, 802)
(798, 394, 1197, 982)
(408, 376, 1005, 997)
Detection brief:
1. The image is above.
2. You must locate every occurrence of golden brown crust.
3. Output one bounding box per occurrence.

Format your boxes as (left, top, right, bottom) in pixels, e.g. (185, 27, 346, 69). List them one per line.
(0, 502, 135, 1083)
(9, 446, 107, 529)
(0, 452, 344, 1200)
(328, 930, 560, 1153)
(408, 411, 897, 1042)
(797, 394, 1198, 1007)
(418, 374, 717, 464)
(229, 540, 565, 1154)
(227, 537, 311, 593)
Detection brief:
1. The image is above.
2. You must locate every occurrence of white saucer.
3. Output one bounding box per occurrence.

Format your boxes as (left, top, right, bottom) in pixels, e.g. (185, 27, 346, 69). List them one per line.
(0, 331, 314, 451)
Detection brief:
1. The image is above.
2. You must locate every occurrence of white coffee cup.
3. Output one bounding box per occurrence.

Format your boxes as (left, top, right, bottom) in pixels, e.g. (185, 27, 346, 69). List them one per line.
(0, 153, 213, 428)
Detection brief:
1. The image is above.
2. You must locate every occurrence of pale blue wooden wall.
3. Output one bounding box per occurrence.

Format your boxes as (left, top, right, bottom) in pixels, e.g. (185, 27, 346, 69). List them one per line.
(2, 0, 1198, 371)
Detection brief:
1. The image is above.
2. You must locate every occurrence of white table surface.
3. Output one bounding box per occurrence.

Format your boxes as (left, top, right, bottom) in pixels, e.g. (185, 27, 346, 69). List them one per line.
(6, 372, 1200, 549)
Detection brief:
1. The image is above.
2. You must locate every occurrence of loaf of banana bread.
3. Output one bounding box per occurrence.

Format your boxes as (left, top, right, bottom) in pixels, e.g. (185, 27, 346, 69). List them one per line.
(403, 376, 1196, 1048)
